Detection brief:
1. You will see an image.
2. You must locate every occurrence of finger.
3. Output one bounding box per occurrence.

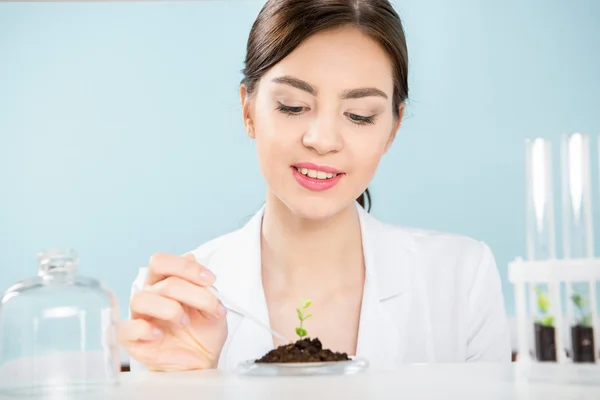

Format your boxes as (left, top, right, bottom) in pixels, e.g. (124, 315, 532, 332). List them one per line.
(119, 319, 162, 342)
(183, 253, 196, 262)
(149, 276, 227, 319)
(145, 252, 216, 287)
(130, 290, 190, 326)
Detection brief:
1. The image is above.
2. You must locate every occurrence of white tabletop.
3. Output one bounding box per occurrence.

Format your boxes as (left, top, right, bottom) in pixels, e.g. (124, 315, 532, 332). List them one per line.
(3, 363, 600, 399)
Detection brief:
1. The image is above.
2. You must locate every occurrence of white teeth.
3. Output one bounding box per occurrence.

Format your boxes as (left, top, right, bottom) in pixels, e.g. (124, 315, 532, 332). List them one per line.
(297, 167, 338, 180)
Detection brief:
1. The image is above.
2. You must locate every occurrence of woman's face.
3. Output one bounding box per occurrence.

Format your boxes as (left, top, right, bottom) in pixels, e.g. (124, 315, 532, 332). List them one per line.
(242, 26, 403, 220)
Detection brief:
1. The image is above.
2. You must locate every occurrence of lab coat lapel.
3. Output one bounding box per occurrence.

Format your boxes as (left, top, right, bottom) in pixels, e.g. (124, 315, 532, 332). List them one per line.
(354, 204, 425, 367)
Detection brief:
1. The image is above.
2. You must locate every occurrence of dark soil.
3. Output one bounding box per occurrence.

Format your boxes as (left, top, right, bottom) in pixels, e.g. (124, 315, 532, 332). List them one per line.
(255, 337, 351, 363)
(571, 325, 596, 363)
(534, 323, 557, 362)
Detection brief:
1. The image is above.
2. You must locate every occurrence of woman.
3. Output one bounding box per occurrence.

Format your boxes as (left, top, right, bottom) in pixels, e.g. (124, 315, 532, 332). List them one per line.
(120, 0, 511, 372)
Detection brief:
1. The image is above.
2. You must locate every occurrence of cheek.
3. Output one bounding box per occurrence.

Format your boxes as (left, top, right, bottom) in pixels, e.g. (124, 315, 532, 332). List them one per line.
(254, 107, 304, 156)
(354, 149, 384, 184)
(252, 109, 301, 178)
(347, 130, 390, 177)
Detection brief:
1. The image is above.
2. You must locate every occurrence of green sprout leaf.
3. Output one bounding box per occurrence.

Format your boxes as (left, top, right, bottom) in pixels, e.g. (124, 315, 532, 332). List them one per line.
(533, 286, 554, 326)
(541, 315, 554, 327)
(296, 299, 312, 339)
(296, 327, 307, 338)
(570, 291, 592, 325)
(571, 293, 585, 310)
(582, 313, 592, 328)
(537, 295, 550, 313)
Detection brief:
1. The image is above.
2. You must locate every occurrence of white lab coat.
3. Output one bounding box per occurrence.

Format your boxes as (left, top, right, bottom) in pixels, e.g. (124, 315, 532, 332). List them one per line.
(129, 202, 511, 371)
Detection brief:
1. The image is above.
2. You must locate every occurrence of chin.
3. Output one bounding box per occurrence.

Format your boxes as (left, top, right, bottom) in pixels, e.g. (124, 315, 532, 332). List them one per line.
(281, 195, 353, 221)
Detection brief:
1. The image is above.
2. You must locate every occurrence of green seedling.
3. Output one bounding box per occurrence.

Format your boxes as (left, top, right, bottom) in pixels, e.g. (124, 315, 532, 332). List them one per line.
(535, 286, 555, 327)
(296, 299, 312, 339)
(571, 292, 592, 328)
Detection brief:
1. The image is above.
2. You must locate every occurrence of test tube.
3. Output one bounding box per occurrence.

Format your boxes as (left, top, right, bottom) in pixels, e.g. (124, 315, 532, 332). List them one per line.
(524, 138, 559, 362)
(561, 132, 597, 363)
(525, 138, 556, 261)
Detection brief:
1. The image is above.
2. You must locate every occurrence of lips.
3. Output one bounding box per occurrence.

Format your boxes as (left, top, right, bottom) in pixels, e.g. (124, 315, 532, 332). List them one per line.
(290, 163, 344, 192)
(292, 162, 344, 176)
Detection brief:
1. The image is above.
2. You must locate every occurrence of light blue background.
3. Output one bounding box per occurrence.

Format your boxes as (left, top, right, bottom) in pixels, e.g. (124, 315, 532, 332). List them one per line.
(1, 0, 599, 320)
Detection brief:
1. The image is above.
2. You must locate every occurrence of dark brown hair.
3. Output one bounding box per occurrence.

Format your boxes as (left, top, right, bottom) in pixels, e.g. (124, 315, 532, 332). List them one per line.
(241, 0, 409, 213)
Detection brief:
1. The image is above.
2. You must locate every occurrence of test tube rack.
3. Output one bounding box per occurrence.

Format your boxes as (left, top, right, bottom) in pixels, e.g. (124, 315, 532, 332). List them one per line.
(509, 256, 599, 365)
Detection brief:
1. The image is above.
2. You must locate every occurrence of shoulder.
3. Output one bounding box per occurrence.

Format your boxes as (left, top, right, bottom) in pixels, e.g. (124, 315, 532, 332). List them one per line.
(404, 225, 492, 265)
(370, 212, 493, 269)
(408, 227, 497, 291)
(369, 214, 498, 292)
(385, 222, 502, 307)
(359, 204, 502, 303)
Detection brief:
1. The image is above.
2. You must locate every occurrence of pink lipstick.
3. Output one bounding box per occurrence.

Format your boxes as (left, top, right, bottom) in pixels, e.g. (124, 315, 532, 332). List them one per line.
(291, 163, 344, 192)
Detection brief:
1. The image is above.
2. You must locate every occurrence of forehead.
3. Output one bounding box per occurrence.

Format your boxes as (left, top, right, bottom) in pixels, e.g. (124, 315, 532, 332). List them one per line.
(263, 26, 394, 94)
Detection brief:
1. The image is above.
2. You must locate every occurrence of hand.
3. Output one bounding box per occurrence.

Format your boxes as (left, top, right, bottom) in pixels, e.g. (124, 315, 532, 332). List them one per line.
(119, 253, 228, 371)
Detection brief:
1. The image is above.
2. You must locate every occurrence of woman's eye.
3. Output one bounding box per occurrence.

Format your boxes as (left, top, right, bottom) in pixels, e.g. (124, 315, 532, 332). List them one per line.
(276, 103, 375, 126)
(347, 113, 376, 126)
(276, 102, 304, 115)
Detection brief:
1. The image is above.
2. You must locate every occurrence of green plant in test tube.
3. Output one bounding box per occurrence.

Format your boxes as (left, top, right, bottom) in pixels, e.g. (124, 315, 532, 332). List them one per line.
(571, 291, 592, 327)
(535, 286, 554, 327)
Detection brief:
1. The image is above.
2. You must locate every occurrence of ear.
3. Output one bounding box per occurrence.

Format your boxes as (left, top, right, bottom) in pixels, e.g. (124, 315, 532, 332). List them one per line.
(384, 103, 405, 152)
(240, 84, 255, 139)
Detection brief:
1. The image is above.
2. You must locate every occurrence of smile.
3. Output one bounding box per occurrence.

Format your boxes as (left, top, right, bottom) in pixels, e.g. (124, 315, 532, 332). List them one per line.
(293, 167, 338, 180)
(290, 163, 344, 192)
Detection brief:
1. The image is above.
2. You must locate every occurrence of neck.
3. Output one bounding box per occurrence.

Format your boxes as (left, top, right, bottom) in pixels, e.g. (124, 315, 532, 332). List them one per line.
(260, 193, 364, 290)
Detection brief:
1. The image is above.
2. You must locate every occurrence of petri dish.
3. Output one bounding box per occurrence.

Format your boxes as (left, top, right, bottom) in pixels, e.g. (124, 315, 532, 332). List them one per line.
(237, 357, 369, 376)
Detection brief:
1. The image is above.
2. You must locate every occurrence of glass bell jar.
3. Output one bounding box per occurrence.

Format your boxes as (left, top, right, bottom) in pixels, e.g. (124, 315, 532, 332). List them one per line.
(0, 249, 120, 396)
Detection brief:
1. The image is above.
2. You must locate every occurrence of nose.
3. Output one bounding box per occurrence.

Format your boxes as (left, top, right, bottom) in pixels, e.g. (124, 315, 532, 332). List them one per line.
(301, 114, 343, 155)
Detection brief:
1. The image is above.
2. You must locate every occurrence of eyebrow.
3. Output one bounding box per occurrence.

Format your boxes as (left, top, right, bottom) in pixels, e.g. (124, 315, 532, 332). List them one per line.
(341, 87, 388, 100)
(271, 75, 388, 100)
(272, 76, 317, 96)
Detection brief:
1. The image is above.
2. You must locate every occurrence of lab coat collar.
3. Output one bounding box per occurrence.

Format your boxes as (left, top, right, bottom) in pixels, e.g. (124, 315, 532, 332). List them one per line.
(213, 202, 417, 368)
(355, 202, 414, 300)
(354, 203, 417, 366)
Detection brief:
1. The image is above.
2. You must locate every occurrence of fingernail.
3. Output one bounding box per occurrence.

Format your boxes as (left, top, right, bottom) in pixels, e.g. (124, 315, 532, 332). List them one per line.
(152, 327, 163, 338)
(200, 269, 216, 282)
(181, 313, 191, 327)
(216, 303, 227, 319)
